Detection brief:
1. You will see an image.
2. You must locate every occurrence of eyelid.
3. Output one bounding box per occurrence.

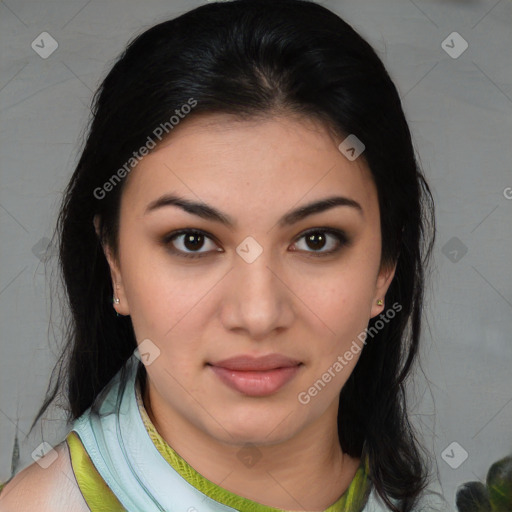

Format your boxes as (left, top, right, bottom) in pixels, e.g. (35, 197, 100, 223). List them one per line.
(291, 227, 349, 257)
(162, 227, 349, 259)
(162, 228, 221, 259)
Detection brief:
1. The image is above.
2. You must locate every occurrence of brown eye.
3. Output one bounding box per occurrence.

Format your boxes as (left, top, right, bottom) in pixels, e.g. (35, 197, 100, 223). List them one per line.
(305, 232, 328, 251)
(292, 228, 349, 257)
(182, 232, 205, 251)
(163, 229, 221, 259)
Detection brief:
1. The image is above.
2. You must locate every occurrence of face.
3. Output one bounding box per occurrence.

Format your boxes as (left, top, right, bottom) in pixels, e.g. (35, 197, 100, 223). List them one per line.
(97, 113, 396, 448)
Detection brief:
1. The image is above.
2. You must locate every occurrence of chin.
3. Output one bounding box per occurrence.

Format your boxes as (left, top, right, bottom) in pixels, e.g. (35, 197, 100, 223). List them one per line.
(205, 408, 301, 448)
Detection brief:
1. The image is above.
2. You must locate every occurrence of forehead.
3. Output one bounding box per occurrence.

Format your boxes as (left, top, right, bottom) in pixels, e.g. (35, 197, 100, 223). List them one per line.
(120, 113, 378, 220)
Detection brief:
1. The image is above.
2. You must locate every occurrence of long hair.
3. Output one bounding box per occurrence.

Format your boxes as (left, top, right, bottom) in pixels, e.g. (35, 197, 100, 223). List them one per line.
(30, 1, 436, 510)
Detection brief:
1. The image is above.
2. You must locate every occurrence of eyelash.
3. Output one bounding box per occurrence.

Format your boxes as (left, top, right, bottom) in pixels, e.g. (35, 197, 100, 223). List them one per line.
(161, 228, 349, 260)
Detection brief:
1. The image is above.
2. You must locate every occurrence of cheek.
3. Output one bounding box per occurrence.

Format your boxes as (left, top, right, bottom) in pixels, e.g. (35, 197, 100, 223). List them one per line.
(312, 268, 377, 335)
(118, 244, 177, 341)
(121, 256, 214, 370)
(304, 259, 379, 382)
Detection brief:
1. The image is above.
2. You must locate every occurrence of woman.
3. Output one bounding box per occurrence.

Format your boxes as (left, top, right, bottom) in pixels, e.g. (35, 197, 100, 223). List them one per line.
(0, 0, 447, 510)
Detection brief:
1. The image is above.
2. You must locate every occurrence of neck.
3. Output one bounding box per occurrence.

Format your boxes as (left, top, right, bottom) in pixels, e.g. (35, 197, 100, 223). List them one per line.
(142, 375, 360, 511)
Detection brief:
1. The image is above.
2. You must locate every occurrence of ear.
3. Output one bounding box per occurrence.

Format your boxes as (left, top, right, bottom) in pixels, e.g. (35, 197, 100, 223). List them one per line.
(93, 214, 130, 316)
(369, 259, 397, 319)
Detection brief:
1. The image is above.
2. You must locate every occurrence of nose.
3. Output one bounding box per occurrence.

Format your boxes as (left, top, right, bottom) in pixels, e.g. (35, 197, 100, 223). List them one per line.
(219, 246, 295, 341)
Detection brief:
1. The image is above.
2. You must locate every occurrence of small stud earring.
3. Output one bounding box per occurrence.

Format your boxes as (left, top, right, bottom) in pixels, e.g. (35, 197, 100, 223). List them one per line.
(376, 299, 383, 306)
(113, 295, 120, 304)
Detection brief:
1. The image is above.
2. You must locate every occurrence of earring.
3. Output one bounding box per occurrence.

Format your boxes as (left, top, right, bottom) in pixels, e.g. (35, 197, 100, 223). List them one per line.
(376, 299, 383, 306)
(112, 295, 121, 317)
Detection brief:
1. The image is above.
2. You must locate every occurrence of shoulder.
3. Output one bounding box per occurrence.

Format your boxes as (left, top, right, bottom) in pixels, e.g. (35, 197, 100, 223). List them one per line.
(0, 439, 90, 512)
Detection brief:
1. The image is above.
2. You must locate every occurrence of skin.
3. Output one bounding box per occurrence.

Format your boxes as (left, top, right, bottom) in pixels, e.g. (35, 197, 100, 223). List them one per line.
(95, 112, 396, 510)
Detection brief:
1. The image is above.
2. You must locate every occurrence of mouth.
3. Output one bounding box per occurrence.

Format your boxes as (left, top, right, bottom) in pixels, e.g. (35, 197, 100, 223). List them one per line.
(207, 354, 303, 397)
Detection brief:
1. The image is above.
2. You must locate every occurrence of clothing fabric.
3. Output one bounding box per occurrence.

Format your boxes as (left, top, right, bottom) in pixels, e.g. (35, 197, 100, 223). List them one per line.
(67, 352, 376, 511)
(0, 352, 449, 511)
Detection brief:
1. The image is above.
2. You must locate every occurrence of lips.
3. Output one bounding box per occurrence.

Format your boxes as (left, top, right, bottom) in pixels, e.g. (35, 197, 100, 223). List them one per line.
(210, 354, 302, 371)
(208, 354, 302, 396)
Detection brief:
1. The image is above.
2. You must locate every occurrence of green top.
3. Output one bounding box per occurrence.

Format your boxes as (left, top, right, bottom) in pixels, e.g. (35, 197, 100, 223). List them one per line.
(139, 387, 371, 511)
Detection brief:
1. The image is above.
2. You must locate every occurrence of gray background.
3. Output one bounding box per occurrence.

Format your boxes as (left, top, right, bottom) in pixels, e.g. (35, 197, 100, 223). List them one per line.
(1, 0, 511, 509)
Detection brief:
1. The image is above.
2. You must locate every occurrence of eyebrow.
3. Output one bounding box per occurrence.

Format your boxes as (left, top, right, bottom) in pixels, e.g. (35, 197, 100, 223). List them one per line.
(144, 193, 363, 228)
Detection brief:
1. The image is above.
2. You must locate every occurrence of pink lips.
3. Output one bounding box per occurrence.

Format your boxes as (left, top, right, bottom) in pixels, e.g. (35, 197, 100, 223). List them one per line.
(208, 354, 302, 397)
